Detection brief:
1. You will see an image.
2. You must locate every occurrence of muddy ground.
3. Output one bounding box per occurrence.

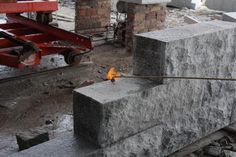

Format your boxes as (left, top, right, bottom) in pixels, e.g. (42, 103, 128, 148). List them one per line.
(0, 4, 224, 157)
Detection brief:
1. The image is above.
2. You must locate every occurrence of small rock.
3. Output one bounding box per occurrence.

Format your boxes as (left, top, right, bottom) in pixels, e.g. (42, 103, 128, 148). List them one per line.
(50, 58, 55, 63)
(45, 120, 53, 125)
(16, 128, 49, 151)
(204, 145, 223, 157)
(79, 80, 94, 88)
(224, 150, 236, 157)
(229, 143, 236, 152)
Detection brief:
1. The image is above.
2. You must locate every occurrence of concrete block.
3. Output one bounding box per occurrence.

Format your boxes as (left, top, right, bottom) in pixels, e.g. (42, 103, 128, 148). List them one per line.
(16, 129, 49, 151)
(206, 0, 236, 12)
(119, 0, 171, 4)
(223, 12, 236, 22)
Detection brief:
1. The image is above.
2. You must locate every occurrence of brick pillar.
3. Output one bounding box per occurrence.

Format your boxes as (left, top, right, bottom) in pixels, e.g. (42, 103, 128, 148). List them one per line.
(125, 2, 167, 53)
(75, 0, 111, 34)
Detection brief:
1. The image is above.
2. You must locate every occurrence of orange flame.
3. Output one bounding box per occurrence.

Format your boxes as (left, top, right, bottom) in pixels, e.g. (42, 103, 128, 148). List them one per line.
(106, 67, 121, 81)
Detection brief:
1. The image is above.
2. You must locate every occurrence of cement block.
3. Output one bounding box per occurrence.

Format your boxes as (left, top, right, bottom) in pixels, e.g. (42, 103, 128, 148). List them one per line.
(119, 0, 171, 4)
(223, 12, 236, 22)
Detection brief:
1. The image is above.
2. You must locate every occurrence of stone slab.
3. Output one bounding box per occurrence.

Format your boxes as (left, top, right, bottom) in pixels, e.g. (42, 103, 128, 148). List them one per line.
(9, 133, 99, 157)
(16, 129, 49, 151)
(223, 12, 236, 22)
(119, 0, 171, 4)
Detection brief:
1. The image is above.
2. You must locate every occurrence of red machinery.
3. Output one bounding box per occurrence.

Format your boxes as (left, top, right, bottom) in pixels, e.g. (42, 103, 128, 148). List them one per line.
(0, 0, 92, 68)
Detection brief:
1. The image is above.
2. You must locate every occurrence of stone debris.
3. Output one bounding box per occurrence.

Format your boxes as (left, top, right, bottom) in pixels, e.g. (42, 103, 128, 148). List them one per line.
(223, 12, 236, 22)
(184, 15, 200, 24)
(16, 128, 49, 151)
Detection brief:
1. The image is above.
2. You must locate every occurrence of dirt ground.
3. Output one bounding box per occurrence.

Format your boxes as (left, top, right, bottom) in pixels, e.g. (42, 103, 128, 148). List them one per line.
(0, 4, 223, 157)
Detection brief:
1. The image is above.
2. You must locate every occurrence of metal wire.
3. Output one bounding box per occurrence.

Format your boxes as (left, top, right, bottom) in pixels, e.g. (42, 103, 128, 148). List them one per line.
(115, 75, 236, 82)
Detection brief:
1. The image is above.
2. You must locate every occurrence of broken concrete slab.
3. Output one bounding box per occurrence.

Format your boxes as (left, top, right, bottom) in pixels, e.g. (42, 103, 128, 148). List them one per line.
(223, 12, 236, 22)
(74, 21, 236, 155)
(16, 129, 49, 151)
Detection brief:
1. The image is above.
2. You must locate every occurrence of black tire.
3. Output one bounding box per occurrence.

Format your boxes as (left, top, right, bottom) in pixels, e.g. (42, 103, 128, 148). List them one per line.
(64, 51, 82, 66)
(36, 13, 53, 24)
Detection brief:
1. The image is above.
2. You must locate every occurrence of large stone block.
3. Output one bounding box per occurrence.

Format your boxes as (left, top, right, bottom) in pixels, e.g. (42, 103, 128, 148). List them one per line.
(74, 21, 236, 156)
(134, 21, 236, 80)
(75, 78, 236, 154)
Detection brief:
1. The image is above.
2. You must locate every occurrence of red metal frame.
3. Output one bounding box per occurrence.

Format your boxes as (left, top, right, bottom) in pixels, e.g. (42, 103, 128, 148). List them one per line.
(0, 0, 58, 13)
(0, 14, 92, 68)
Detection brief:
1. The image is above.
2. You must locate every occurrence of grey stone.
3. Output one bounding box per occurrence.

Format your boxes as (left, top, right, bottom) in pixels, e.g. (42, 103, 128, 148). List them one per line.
(223, 12, 236, 22)
(168, 0, 205, 9)
(203, 145, 223, 156)
(75, 78, 236, 154)
(119, 0, 171, 4)
(206, 0, 236, 12)
(16, 129, 49, 151)
(224, 150, 236, 157)
(134, 21, 236, 78)
(73, 21, 236, 156)
(9, 133, 99, 157)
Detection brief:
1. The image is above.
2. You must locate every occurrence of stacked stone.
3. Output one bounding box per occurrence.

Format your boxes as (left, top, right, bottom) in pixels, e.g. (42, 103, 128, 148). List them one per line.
(73, 21, 236, 156)
(125, 3, 167, 53)
(75, 0, 111, 34)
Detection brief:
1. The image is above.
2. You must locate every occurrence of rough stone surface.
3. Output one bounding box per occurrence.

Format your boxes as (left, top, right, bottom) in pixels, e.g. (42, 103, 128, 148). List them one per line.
(120, 0, 171, 4)
(134, 21, 236, 78)
(74, 21, 236, 156)
(223, 12, 236, 22)
(16, 129, 49, 151)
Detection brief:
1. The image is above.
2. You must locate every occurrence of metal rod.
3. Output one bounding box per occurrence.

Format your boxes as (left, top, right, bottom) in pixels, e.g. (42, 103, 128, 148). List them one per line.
(114, 75, 236, 81)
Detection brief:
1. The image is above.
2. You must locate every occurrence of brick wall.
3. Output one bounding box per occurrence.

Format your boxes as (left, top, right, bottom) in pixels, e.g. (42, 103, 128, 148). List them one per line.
(75, 0, 111, 34)
(126, 4, 167, 53)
